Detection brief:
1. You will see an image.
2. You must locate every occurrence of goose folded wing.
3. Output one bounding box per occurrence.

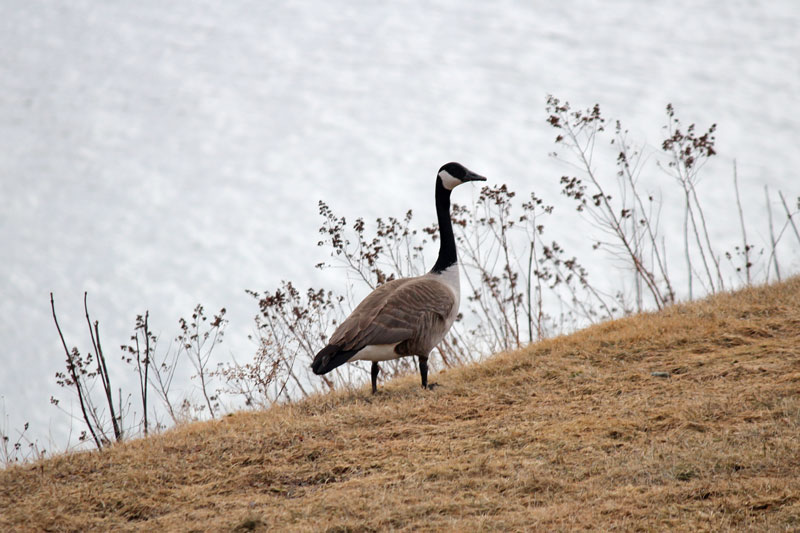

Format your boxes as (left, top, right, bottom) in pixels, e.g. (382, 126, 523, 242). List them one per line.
(329, 277, 455, 352)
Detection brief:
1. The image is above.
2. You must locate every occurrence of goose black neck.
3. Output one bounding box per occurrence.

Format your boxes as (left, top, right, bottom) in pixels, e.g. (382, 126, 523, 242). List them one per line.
(431, 178, 457, 274)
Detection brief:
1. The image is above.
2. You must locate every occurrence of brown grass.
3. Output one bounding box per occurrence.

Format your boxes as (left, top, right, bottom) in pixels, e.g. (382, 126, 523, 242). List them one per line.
(2, 278, 800, 532)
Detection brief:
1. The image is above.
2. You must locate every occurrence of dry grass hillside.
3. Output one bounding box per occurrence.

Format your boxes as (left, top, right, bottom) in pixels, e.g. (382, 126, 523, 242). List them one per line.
(2, 278, 800, 532)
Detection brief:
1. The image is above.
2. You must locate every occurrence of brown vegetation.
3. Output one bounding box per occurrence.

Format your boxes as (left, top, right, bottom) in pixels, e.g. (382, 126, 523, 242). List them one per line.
(2, 278, 800, 531)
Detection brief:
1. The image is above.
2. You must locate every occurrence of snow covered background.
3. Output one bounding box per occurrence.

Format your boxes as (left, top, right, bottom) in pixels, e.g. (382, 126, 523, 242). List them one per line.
(2, 0, 798, 452)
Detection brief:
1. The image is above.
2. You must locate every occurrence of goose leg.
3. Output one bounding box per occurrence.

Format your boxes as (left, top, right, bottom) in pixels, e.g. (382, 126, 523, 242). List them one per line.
(371, 361, 380, 394)
(419, 355, 440, 390)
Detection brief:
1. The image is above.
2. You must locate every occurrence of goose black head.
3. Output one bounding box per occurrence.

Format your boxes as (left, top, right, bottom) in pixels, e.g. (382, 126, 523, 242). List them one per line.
(437, 162, 487, 190)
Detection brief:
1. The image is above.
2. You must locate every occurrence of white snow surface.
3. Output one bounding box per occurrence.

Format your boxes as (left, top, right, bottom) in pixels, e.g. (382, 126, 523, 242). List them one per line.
(1, 0, 798, 450)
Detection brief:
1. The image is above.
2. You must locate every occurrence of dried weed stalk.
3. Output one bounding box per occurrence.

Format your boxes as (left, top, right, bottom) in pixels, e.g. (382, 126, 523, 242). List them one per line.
(546, 96, 679, 310)
(50, 292, 122, 449)
(219, 284, 345, 407)
(176, 305, 227, 419)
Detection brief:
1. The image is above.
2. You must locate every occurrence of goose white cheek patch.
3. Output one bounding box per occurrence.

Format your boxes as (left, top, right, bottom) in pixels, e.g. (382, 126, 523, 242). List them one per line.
(438, 170, 461, 190)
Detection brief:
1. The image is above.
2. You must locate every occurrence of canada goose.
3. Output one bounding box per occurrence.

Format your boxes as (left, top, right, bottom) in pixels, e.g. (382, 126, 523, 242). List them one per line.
(311, 162, 487, 393)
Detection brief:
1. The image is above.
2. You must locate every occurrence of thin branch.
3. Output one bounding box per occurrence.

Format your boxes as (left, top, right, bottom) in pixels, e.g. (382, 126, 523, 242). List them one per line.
(51, 293, 102, 450)
(765, 185, 781, 282)
(778, 190, 800, 246)
(732, 161, 751, 285)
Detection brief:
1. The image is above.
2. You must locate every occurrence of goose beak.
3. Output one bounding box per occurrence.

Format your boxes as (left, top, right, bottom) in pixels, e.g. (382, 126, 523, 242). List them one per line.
(463, 170, 487, 183)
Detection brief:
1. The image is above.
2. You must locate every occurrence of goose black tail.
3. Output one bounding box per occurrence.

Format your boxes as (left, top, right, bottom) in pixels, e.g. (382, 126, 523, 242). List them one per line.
(311, 345, 358, 375)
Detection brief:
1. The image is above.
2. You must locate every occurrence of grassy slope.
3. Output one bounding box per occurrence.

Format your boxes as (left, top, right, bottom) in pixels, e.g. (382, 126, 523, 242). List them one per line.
(2, 278, 799, 532)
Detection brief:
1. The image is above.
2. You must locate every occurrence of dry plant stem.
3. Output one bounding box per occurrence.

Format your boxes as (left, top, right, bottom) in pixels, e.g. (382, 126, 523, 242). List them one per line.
(542, 242, 614, 322)
(491, 204, 522, 345)
(148, 346, 180, 424)
(661, 110, 720, 296)
(618, 141, 675, 304)
(263, 314, 308, 397)
(84, 293, 121, 442)
(683, 194, 693, 299)
(94, 324, 118, 437)
(197, 365, 215, 418)
(457, 237, 509, 350)
(50, 293, 102, 450)
(682, 182, 716, 294)
(178, 307, 225, 420)
(565, 121, 666, 309)
(631, 203, 643, 311)
(444, 326, 474, 366)
(520, 197, 550, 341)
(0, 406, 41, 466)
(732, 161, 751, 285)
(543, 254, 597, 324)
(133, 313, 151, 436)
(572, 262, 615, 319)
(262, 314, 310, 398)
(765, 186, 781, 282)
(198, 331, 217, 418)
(143, 314, 150, 435)
(532, 247, 546, 341)
(275, 307, 316, 359)
(98, 342, 116, 438)
(526, 242, 536, 342)
(457, 187, 550, 351)
(777, 190, 800, 246)
(688, 181, 724, 290)
(85, 358, 115, 440)
(244, 284, 348, 402)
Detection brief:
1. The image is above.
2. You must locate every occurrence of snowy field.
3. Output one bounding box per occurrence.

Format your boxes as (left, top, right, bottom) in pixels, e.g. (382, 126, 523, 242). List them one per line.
(1, 0, 798, 451)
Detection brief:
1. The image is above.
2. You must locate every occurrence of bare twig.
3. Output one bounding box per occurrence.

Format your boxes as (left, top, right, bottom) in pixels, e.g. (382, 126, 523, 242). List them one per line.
(51, 293, 102, 450)
(683, 194, 693, 299)
(84, 293, 121, 442)
(778, 190, 800, 246)
(732, 161, 752, 285)
(765, 186, 781, 282)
